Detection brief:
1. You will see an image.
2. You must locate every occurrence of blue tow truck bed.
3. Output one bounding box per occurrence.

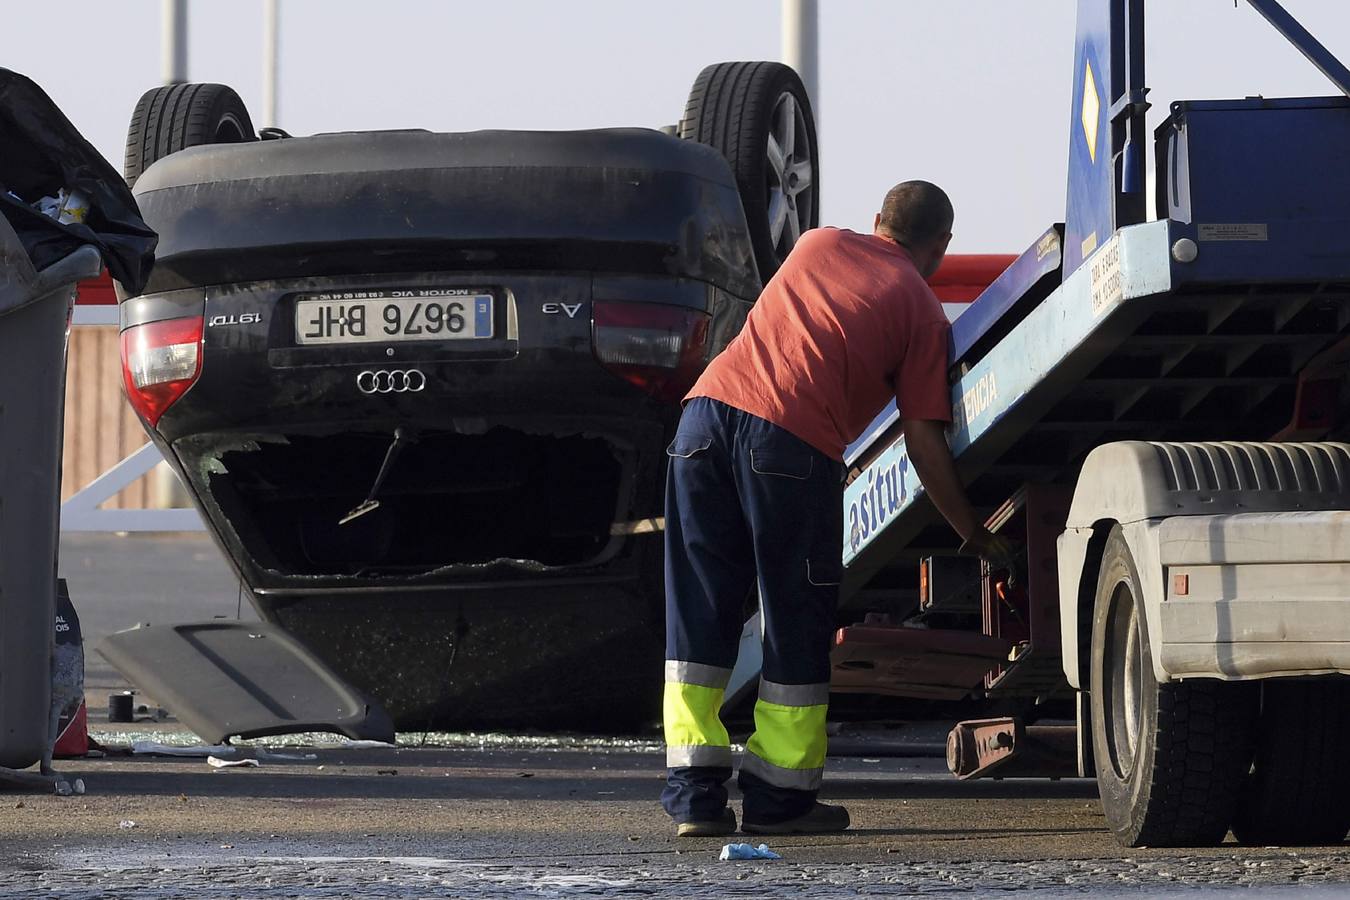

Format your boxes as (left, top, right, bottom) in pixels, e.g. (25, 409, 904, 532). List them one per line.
(841, 94, 1350, 599)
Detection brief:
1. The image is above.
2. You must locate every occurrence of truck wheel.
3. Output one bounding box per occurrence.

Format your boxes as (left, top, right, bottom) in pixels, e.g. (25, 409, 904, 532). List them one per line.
(124, 83, 255, 187)
(679, 61, 818, 283)
(1089, 526, 1258, 847)
(1232, 679, 1350, 845)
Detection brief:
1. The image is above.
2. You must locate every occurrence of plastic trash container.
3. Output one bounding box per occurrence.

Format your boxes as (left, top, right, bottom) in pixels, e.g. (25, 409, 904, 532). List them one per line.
(0, 214, 102, 769)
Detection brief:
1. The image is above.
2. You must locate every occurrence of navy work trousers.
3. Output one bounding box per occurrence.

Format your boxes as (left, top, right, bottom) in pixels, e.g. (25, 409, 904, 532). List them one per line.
(662, 397, 843, 825)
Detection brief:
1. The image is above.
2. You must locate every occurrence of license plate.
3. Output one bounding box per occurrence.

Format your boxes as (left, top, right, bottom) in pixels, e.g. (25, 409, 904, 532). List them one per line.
(294, 290, 494, 345)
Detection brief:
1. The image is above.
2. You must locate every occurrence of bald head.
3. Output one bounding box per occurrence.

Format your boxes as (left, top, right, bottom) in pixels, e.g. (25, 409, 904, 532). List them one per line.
(874, 180, 954, 279)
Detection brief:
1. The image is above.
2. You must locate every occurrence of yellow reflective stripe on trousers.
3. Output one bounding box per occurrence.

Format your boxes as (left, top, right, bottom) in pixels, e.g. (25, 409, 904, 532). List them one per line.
(742, 698, 828, 789)
(663, 680, 731, 768)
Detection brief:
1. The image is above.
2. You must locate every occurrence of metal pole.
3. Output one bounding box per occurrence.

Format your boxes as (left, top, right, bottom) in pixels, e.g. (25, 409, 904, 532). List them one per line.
(781, 0, 819, 115)
(1244, 0, 1350, 98)
(263, 0, 280, 127)
(161, 0, 188, 85)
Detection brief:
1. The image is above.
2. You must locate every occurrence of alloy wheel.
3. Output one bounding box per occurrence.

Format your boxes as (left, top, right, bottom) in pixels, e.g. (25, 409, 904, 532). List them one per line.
(764, 91, 814, 262)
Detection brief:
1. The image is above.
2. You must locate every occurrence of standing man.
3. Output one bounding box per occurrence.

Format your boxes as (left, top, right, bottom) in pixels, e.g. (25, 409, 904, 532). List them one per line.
(661, 181, 1012, 837)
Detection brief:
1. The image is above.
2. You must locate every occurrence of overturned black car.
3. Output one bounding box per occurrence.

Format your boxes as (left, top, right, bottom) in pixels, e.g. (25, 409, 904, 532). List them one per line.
(117, 64, 818, 729)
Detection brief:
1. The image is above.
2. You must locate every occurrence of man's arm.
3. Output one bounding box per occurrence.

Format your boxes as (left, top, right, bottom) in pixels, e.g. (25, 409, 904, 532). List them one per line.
(902, 418, 1010, 560)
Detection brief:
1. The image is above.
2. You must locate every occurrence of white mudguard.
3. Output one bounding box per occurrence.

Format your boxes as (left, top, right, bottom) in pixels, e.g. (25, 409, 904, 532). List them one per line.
(1058, 441, 1350, 687)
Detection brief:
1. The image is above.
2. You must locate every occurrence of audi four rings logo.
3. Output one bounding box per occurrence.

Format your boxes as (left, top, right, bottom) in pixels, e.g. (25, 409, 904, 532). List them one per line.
(357, 369, 426, 394)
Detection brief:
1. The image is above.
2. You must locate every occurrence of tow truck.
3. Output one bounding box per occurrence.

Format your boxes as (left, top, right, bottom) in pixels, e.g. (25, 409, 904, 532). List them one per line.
(829, 0, 1350, 847)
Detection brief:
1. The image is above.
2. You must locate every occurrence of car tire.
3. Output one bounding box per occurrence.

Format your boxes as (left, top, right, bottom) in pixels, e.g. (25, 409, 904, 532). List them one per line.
(124, 83, 256, 187)
(1089, 526, 1258, 847)
(1231, 679, 1350, 846)
(679, 61, 818, 283)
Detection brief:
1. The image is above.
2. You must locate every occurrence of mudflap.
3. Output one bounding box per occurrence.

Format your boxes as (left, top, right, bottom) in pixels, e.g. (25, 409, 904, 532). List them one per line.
(95, 621, 394, 744)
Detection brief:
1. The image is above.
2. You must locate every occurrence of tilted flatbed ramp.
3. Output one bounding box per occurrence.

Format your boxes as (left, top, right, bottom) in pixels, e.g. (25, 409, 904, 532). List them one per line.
(844, 211, 1350, 597)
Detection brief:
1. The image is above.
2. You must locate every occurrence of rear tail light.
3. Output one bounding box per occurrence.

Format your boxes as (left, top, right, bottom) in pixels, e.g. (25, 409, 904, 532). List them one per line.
(119, 315, 204, 426)
(592, 301, 710, 403)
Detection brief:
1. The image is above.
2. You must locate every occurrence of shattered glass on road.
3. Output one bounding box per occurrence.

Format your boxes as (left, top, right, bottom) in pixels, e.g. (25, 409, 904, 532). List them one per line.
(2, 848, 1350, 898)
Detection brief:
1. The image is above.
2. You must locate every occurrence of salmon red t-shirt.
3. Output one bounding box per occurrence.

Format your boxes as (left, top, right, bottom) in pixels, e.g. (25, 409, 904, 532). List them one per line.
(688, 227, 952, 461)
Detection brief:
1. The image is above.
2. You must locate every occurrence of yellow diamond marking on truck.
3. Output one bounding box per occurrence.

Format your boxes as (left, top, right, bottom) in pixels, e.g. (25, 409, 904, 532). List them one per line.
(1081, 60, 1100, 163)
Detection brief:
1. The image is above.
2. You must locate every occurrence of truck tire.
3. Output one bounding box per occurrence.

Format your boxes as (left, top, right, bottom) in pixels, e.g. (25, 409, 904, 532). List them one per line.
(1089, 526, 1258, 847)
(679, 61, 818, 283)
(1232, 679, 1350, 846)
(124, 83, 255, 187)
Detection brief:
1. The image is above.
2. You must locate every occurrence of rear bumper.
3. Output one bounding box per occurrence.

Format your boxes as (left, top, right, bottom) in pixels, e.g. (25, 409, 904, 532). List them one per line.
(252, 567, 665, 729)
(1157, 512, 1350, 680)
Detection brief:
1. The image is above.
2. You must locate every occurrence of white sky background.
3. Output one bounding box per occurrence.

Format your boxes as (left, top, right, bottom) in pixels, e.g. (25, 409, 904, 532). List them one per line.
(6, 0, 1349, 253)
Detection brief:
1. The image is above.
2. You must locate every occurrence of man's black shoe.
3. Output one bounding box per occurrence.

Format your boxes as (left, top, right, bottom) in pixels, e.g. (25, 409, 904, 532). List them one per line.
(742, 802, 850, 835)
(675, 807, 737, 838)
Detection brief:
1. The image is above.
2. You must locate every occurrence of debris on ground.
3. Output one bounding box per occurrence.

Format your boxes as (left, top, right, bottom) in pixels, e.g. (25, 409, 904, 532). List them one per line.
(117, 820, 137, 829)
(719, 843, 781, 861)
(207, 756, 260, 769)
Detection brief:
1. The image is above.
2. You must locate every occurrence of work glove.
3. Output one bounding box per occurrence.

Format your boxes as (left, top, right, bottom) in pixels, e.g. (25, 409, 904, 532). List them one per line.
(959, 526, 1019, 569)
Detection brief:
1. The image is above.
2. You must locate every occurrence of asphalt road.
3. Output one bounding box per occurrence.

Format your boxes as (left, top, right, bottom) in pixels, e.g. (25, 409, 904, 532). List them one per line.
(6, 533, 1346, 898)
(5, 745, 1350, 898)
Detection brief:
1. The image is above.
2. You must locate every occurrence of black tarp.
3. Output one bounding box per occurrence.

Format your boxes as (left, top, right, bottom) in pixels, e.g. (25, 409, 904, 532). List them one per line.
(0, 69, 155, 295)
